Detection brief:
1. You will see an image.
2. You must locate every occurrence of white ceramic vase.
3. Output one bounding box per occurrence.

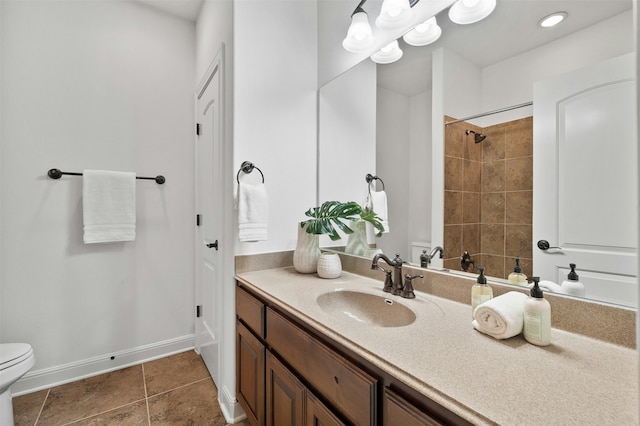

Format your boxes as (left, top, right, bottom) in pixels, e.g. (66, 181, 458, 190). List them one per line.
(345, 221, 369, 256)
(293, 223, 320, 274)
(317, 253, 342, 279)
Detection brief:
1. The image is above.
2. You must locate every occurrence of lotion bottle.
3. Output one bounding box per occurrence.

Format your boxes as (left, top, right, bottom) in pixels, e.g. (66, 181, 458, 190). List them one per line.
(471, 267, 493, 318)
(508, 257, 527, 286)
(560, 263, 585, 298)
(524, 276, 551, 346)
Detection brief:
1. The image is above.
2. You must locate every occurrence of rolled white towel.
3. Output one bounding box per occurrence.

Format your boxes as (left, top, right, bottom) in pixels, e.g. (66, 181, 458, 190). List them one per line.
(472, 291, 528, 339)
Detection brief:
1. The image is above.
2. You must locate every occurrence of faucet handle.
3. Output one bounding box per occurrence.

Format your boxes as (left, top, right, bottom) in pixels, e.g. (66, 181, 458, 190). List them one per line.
(401, 274, 423, 299)
(381, 269, 393, 293)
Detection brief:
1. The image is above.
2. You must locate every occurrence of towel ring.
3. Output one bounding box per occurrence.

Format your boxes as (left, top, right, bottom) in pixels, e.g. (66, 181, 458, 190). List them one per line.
(365, 173, 385, 191)
(236, 161, 265, 184)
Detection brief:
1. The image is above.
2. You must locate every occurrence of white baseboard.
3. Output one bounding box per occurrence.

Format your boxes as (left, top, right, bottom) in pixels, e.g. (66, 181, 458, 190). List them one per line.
(219, 384, 246, 424)
(11, 334, 195, 396)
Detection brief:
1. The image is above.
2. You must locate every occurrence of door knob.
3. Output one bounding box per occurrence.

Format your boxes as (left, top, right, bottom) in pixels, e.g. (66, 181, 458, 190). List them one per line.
(206, 240, 219, 250)
(537, 240, 562, 251)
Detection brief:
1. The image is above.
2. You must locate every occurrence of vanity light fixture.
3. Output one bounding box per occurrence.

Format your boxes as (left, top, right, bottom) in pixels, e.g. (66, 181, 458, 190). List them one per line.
(343, 5, 375, 53)
(448, 0, 496, 25)
(371, 40, 403, 64)
(403, 16, 442, 46)
(375, 0, 414, 30)
(538, 11, 568, 28)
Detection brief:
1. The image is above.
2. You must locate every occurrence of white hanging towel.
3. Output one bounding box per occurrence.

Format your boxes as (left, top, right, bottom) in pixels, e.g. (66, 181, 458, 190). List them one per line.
(370, 190, 390, 233)
(364, 190, 389, 240)
(82, 170, 136, 244)
(238, 182, 268, 242)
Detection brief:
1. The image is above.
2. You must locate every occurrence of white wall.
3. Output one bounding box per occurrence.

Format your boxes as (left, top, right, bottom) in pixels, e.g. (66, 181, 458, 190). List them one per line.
(376, 86, 410, 258)
(481, 10, 634, 126)
(234, 0, 318, 255)
(408, 90, 432, 253)
(1, 0, 196, 393)
(318, 59, 376, 247)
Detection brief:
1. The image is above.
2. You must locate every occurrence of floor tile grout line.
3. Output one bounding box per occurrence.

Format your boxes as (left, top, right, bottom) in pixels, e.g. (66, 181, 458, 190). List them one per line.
(146, 375, 213, 400)
(32, 388, 50, 426)
(141, 363, 151, 426)
(58, 398, 148, 426)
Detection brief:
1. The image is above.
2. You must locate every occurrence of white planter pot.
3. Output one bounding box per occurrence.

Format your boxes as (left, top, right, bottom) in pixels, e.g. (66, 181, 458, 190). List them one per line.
(293, 223, 320, 274)
(317, 253, 342, 279)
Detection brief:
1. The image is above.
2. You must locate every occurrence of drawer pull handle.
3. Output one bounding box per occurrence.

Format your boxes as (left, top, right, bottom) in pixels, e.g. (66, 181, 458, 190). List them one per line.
(334, 376, 339, 384)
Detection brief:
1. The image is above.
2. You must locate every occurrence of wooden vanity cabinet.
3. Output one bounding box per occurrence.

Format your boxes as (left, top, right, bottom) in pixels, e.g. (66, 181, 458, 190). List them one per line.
(236, 283, 469, 426)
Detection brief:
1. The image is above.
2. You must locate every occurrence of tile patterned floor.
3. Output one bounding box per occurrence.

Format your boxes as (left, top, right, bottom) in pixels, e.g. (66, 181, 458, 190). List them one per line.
(12, 350, 250, 425)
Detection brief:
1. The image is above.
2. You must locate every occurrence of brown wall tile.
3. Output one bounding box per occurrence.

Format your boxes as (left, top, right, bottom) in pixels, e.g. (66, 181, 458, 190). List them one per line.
(505, 156, 533, 191)
(444, 191, 463, 225)
(505, 191, 532, 224)
(482, 160, 506, 192)
(444, 156, 463, 191)
(463, 159, 482, 192)
(481, 192, 505, 224)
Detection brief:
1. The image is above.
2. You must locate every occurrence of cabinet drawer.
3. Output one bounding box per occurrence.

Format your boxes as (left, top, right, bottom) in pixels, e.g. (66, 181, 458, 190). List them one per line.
(266, 308, 377, 425)
(237, 286, 265, 339)
(383, 387, 443, 426)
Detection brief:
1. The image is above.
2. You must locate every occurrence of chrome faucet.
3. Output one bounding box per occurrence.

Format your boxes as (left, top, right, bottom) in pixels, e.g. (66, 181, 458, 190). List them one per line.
(371, 253, 405, 295)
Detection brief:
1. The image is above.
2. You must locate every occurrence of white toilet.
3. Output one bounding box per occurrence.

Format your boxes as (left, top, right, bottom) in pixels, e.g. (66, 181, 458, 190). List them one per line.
(0, 343, 35, 426)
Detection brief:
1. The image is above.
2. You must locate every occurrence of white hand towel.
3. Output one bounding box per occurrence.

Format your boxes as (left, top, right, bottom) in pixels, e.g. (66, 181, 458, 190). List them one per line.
(369, 190, 389, 233)
(472, 291, 527, 339)
(238, 182, 268, 242)
(83, 170, 136, 244)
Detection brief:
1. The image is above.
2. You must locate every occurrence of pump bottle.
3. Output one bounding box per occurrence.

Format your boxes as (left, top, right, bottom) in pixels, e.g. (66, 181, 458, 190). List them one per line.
(471, 267, 493, 318)
(560, 263, 585, 298)
(524, 276, 551, 346)
(508, 257, 527, 286)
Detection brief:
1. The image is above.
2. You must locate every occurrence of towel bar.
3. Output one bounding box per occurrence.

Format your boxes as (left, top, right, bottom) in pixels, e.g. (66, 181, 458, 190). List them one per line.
(48, 168, 165, 184)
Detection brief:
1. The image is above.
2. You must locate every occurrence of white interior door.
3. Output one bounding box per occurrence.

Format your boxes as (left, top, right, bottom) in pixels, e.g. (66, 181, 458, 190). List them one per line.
(195, 51, 224, 384)
(533, 53, 637, 307)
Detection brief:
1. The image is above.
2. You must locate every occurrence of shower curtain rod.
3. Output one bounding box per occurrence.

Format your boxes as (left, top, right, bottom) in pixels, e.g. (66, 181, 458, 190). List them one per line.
(444, 101, 533, 126)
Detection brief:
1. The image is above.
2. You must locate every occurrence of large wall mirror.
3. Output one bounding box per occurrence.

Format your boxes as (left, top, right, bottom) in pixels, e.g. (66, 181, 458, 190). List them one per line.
(318, 0, 637, 308)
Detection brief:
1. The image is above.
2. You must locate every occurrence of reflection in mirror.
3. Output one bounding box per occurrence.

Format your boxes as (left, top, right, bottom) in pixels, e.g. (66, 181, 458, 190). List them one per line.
(318, 0, 636, 307)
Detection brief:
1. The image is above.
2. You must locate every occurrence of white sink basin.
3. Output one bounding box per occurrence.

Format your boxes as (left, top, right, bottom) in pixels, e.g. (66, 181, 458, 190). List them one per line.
(316, 290, 416, 328)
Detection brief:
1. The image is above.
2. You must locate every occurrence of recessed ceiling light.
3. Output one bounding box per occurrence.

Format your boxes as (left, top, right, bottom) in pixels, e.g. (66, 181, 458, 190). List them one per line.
(538, 12, 568, 28)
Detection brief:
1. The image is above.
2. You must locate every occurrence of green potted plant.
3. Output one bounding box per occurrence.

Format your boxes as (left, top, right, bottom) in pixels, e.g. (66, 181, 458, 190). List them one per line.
(300, 201, 384, 240)
(293, 201, 384, 274)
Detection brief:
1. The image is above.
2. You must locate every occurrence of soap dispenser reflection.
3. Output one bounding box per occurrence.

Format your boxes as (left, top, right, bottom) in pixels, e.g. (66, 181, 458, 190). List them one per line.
(508, 257, 527, 286)
(560, 263, 585, 298)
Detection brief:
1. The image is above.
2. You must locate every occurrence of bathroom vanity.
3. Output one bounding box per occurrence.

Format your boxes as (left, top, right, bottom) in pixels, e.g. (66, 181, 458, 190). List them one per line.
(235, 266, 638, 425)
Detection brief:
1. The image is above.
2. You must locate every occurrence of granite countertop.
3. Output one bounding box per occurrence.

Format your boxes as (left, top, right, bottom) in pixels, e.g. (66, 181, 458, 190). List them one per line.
(236, 267, 639, 425)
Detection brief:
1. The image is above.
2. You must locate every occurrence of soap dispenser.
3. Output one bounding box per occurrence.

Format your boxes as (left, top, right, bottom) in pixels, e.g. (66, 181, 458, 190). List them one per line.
(471, 267, 493, 318)
(524, 276, 551, 346)
(560, 263, 585, 298)
(508, 257, 527, 286)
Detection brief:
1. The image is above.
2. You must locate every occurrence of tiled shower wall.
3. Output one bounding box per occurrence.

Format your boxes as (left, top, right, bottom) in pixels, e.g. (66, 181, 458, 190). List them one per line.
(443, 115, 533, 279)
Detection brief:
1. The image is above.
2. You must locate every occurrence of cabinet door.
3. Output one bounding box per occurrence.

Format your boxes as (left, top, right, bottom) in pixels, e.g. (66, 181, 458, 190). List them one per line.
(383, 388, 443, 426)
(237, 321, 265, 426)
(306, 392, 346, 426)
(266, 351, 304, 426)
(266, 308, 377, 425)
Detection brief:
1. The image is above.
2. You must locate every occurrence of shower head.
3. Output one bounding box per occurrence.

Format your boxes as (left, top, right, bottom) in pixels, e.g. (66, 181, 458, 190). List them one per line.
(465, 129, 486, 143)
